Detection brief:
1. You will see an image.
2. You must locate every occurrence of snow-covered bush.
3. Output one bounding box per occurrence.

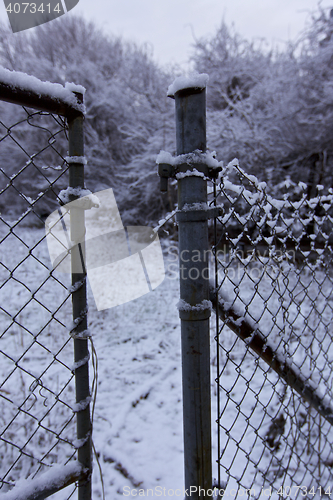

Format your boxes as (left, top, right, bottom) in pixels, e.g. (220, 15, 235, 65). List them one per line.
(192, 7, 333, 197)
(0, 15, 175, 225)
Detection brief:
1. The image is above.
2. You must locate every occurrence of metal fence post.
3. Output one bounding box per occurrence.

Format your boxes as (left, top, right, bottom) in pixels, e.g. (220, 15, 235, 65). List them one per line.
(173, 86, 212, 497)
(67, 98, 92, 500)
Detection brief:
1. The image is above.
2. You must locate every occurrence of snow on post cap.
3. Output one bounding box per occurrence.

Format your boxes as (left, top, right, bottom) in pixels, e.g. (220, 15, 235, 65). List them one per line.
(167, 73, 209, 97)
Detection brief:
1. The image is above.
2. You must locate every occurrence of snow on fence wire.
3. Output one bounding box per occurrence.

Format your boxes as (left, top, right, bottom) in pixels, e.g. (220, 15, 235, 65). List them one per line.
(0, 69, 91, 499)
(210, 160, 333, 498)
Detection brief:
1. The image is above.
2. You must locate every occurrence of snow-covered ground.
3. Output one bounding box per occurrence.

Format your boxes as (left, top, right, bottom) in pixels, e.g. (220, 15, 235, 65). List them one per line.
(1, 221, 333, 499)
(87, 241, 185, 498)
(0, 225, 188, 498)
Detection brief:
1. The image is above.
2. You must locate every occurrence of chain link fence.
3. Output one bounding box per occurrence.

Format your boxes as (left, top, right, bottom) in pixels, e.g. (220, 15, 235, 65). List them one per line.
(158, 79, 333, 499)
(210, 160, 333, 498)
(0, 73, 90, 499)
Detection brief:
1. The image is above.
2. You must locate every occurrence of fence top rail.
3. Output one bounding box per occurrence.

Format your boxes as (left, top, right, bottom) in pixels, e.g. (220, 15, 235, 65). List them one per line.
(0, 66, 85, 118)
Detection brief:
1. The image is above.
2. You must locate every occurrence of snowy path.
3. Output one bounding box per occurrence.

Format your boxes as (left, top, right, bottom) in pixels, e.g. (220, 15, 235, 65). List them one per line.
(1, 224, 333, 499)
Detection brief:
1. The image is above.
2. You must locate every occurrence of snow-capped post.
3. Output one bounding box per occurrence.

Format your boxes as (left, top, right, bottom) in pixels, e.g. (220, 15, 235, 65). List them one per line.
(67, 92, 92, 500)
(160, 75, 222, 498)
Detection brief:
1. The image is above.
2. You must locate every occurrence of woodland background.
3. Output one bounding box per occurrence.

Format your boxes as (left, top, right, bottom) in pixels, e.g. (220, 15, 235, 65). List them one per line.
(0, 6, 333, 224)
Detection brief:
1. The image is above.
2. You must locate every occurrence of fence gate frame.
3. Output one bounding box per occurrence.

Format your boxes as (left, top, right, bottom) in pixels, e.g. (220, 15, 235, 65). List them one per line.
(0, 72, 92, 500)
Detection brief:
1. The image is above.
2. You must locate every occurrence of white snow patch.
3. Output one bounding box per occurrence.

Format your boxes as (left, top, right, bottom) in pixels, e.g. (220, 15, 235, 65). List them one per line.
(71, 354, 90, 372)
(73, 436, 89, 449)
(167, 73, 209, 97)
(176, 169, 205, 179)
(156, 150, 174, 165)
(64, 82, 86, 95)
(64, 156, 88, 165)
(42, 165, 63, 170)
(177, 299, 212, 312)
(58, 187, 100, 208)
(182, 202, 208, 211)
(72, 396, 91, 412)
(68, 279, 86, 293)
(153, 208, 178, 233)
(69, 328, 91, 339)
(156, 149, 222, 170)
(0, 66, 85, 113)
(2, 462, 83, 500)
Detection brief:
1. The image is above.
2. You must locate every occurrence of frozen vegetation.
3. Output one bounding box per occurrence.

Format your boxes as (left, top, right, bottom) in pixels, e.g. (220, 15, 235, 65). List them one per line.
(1, 6, 333, 225)
(2, 4, 333, 499)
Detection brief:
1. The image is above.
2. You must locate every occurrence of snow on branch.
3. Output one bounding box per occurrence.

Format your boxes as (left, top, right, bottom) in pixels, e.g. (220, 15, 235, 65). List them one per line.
(153, 208, 178, 233)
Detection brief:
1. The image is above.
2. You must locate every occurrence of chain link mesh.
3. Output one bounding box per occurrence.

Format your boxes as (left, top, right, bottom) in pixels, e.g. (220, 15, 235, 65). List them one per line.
(0, 102, 78, 498)
(210, 160, 333, 499)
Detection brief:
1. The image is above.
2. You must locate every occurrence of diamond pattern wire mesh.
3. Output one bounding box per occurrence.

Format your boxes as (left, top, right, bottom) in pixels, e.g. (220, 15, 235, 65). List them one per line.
(210, 160, 333, 499)
(0, 102, 77, 497)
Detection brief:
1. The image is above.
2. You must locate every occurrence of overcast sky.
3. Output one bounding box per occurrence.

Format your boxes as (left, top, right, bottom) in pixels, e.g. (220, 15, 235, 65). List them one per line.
(1, 0, 333, 67)
(73, 0, 333, 67)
